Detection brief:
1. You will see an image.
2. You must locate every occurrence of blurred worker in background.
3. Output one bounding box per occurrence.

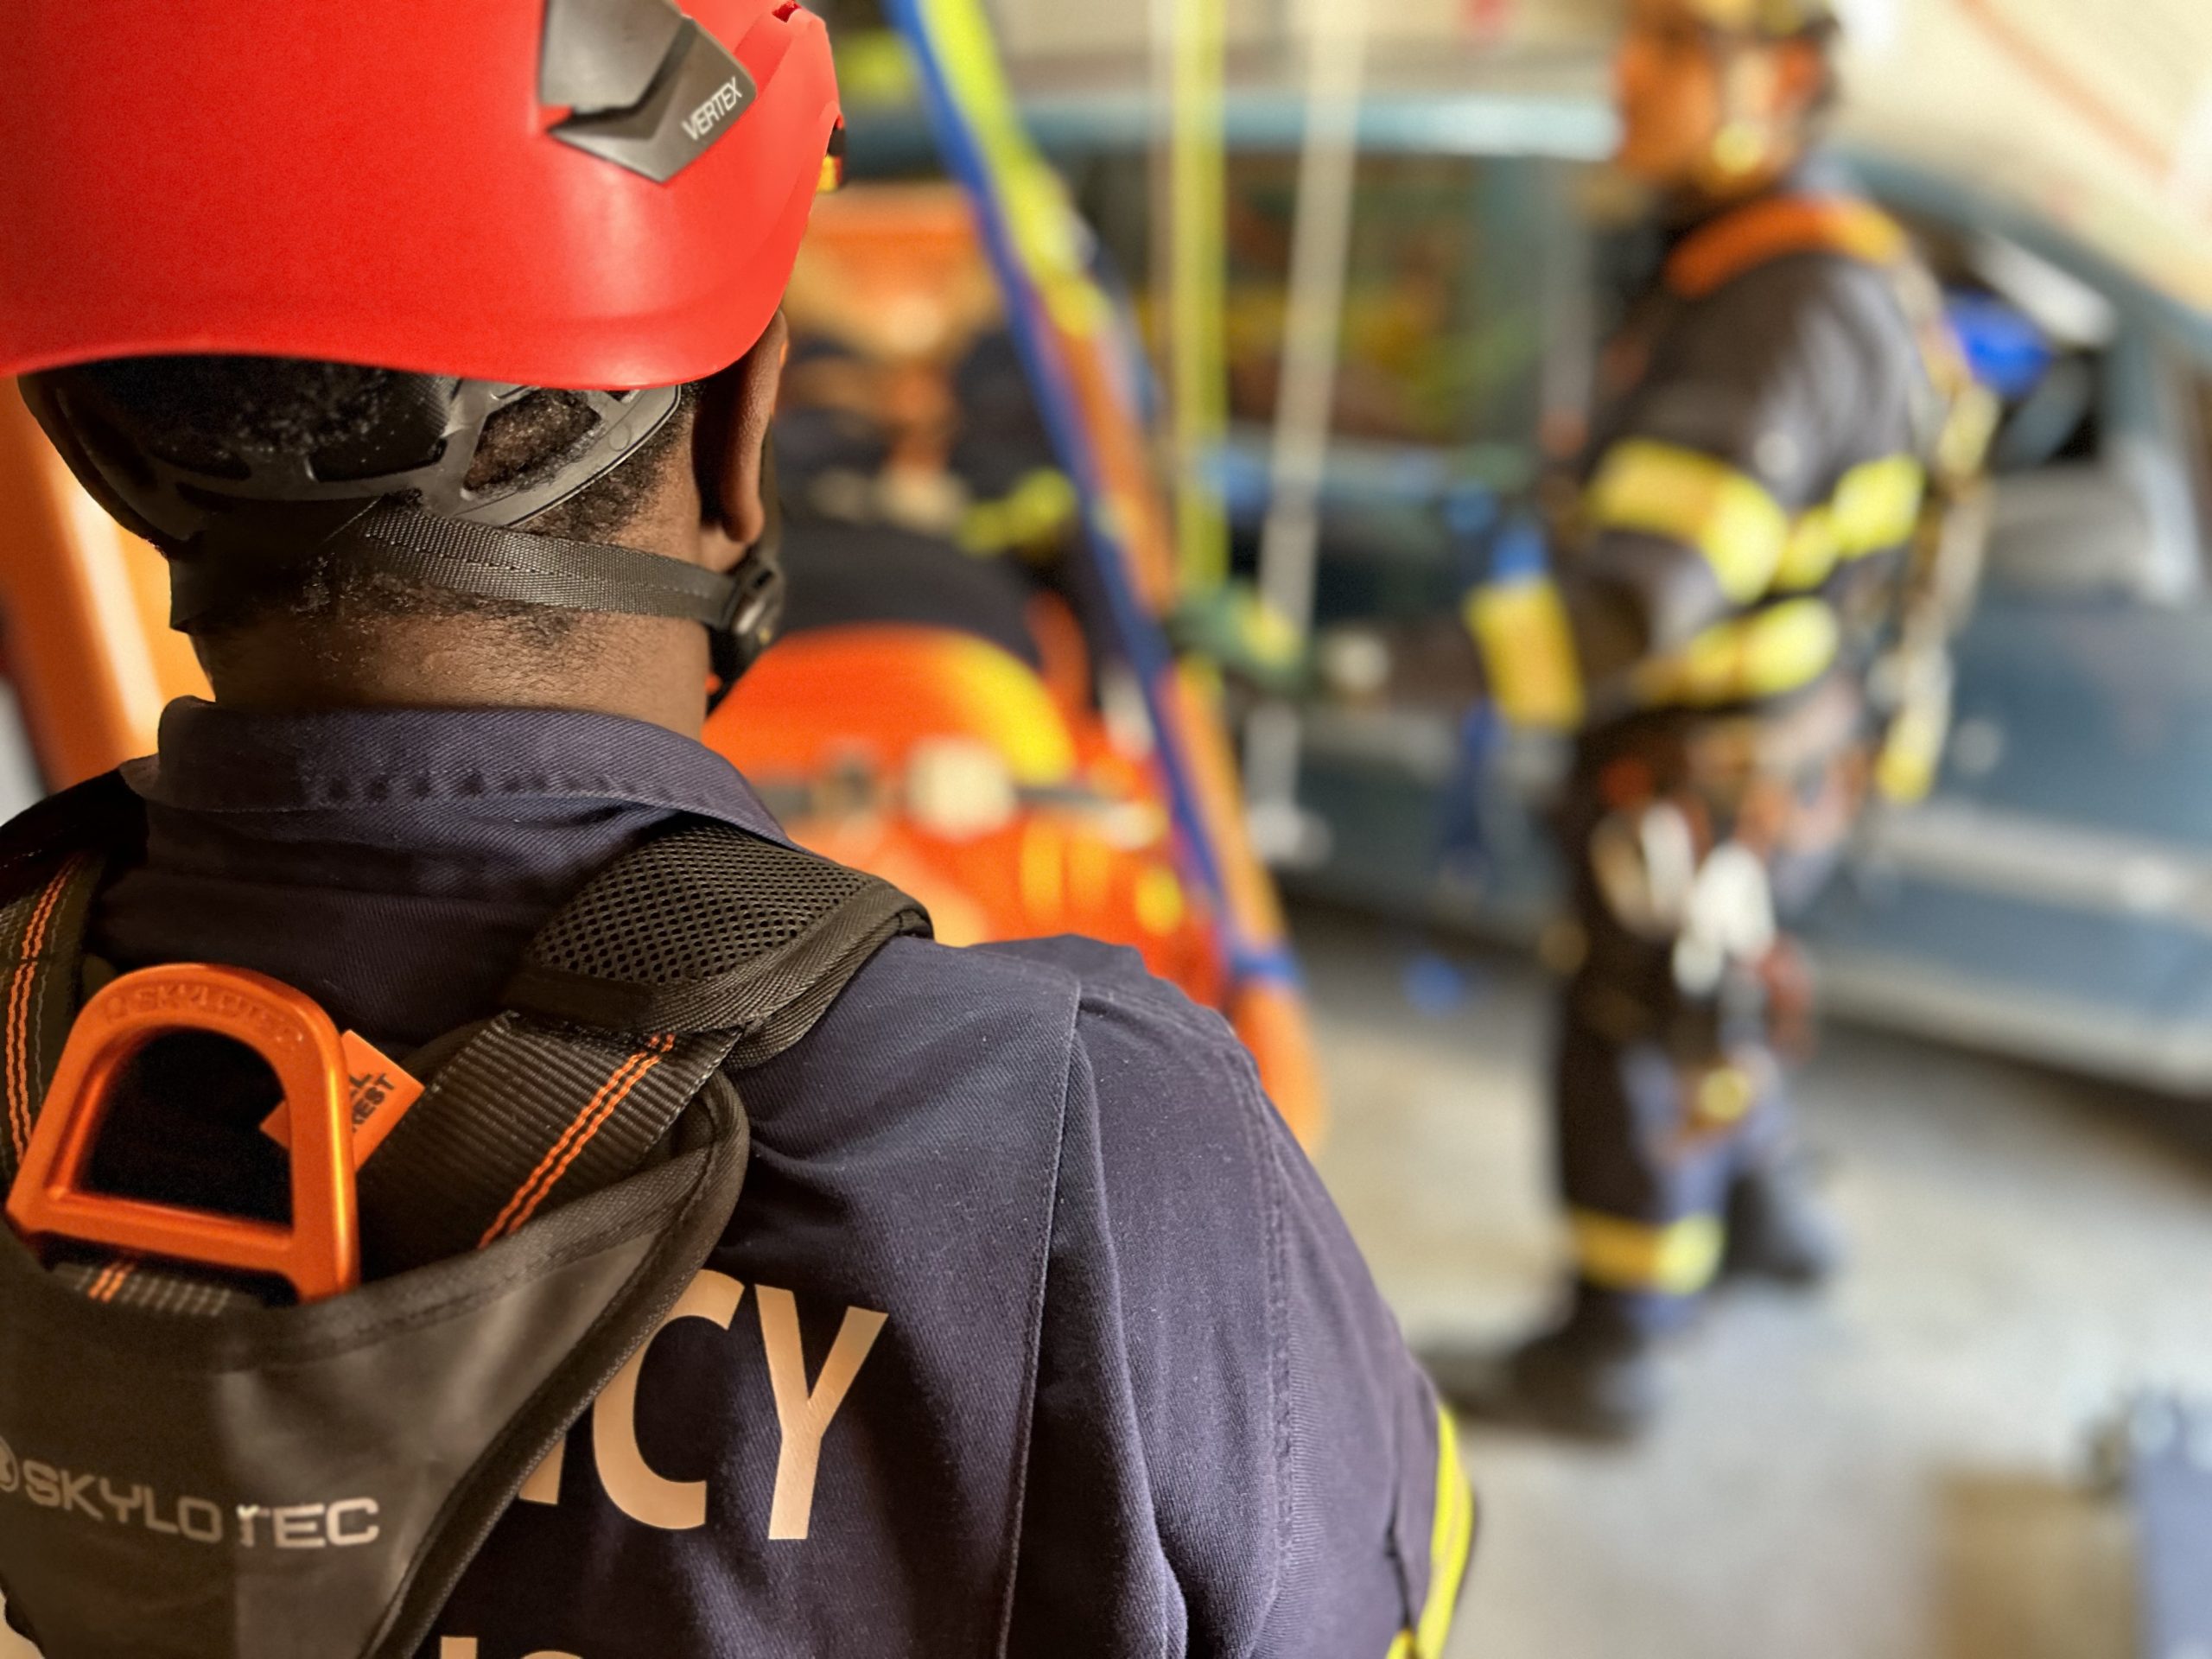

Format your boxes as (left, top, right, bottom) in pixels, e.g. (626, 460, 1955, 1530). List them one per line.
(1435, 0, 1991, 1437)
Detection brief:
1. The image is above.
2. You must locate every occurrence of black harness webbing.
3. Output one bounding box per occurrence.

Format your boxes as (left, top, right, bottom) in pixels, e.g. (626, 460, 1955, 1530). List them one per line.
(0, 858, 106, 1200)
(0, 772, 929, 1657)
(360, 822, 923, 1273)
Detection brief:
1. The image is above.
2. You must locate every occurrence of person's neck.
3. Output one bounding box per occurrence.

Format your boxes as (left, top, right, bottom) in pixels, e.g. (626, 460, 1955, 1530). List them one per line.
(197, 611, 711, 739)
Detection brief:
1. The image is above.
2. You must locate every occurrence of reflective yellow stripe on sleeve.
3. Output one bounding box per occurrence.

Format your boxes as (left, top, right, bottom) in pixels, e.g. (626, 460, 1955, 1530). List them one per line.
(1876, 690, 1948, 806)
(1586, 440, 1790, 603)
(958, 467, 1080, 557)
(1464, 576, 1585, 732)
(1632, 596, 1840, 709)
(1774, 506, 1840, 592)
(1774, 454, 1927, 592)
(1570, 1210, 1726, 1296)
(1829, 454, 1925, 561)
(1386, 1408, 1478, 1659)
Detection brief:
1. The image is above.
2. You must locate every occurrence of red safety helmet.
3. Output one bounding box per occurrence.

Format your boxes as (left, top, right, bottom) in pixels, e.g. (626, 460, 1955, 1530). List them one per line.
(0, 0, 843, 695)
(0, 0, 841, 389)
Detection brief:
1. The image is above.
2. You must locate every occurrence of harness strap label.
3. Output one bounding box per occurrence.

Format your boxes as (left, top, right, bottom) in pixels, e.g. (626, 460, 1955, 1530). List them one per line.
(260, 1031, 424, 1166)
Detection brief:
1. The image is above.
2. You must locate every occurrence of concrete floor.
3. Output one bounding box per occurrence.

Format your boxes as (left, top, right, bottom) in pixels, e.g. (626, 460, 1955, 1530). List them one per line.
(1296, 904, 2212, 1659)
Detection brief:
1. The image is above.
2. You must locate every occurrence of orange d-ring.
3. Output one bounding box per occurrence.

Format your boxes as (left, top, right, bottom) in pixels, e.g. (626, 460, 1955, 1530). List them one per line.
(6, 964, 359, 1303)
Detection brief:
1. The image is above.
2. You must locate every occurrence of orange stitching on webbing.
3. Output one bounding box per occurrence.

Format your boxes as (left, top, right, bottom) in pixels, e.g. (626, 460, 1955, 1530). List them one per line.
(477, 1034, 677, 1248)
(7, 861, 79, 1160)
(92, 1255, 141, 1304)
(84, 1255, 127, 1303)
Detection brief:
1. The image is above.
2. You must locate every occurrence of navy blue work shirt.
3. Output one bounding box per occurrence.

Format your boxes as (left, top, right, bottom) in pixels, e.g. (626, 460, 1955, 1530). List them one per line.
(86, 700, 1465, 1659)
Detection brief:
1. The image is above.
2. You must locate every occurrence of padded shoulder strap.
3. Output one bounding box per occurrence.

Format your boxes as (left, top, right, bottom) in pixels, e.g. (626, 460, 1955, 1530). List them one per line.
(0, 771, 140, 883)
(0, 772, 140, 1193)
(1667, 194, 1910, 302)
(0, 797, 928, 1287)
(358, 821, 930, 1274)
(503, 819, 931, 1061)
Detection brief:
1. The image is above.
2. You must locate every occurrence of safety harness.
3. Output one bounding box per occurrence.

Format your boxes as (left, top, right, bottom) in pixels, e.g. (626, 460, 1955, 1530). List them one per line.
(1662, 194, 1910, 302)
(0, 774, 927, 1658)
(1669, 192, 1999, 800)
(1473, 190, 1994, 797)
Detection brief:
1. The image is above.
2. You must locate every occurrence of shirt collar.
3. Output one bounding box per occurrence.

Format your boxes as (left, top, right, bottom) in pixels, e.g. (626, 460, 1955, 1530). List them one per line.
(1662, 154, 1856, 242)
(124, 698, 789, 843)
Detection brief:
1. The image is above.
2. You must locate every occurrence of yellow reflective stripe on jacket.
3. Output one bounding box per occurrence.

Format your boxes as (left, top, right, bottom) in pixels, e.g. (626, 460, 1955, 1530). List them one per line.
(1774, 455, 1927, 591)
(1571, 1210, 1726, 1296)
(958, 467, 1079, 556)
(1830, 454, 1924, 561)
(1465, 575, 1585, 732)
(1385, 1408, 1478, 1659)
(1774, 508, 1840, 591)
(1632, 597, 1840, 709)
(1586, 441, 1789, 604)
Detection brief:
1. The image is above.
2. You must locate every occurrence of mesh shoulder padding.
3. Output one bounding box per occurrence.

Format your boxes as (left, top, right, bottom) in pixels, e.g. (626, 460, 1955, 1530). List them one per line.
(504, 822, 930, 1043)
(530, 823, 880, 983)
(364, 821, 927, 1268)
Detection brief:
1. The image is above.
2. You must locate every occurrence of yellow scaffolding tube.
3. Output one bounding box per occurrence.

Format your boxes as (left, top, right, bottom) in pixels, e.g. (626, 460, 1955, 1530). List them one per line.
(1156, 0, 1230, 598)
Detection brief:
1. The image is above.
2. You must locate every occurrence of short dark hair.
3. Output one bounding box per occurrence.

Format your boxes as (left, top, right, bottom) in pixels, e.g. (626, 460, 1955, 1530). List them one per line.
(76, 354, 699, 632)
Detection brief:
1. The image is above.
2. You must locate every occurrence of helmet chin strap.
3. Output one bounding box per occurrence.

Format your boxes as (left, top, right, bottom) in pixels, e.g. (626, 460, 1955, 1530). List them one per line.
(1694, 11, 1833, 198)
(1699, 47, 1770, 188)
(166, 500, 785, 719)
(1694, 43, 1789, 194)
(162, 445, 788, 715)
(313, 507, 781, 707)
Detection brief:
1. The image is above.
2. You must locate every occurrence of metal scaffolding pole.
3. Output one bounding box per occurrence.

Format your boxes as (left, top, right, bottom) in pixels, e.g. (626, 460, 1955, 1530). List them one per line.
(1243, 0, 1370, 860)
(1154, 0, 1230, 599)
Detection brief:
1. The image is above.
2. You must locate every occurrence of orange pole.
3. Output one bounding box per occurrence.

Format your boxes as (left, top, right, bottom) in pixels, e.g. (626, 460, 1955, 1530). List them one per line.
(0, 386, 207, 785)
